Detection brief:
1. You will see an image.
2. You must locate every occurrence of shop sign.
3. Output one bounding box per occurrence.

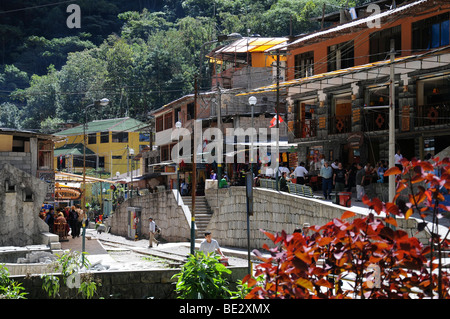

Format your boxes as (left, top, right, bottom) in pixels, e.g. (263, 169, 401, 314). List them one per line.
(347, 132, 364, 147)
(55, 187, 82, 200)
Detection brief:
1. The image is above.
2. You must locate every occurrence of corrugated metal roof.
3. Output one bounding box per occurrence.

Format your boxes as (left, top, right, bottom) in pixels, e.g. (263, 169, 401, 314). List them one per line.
(54, 143, 96, 157)
(54, 117, 149, 136)
(237, 45, 450, 96)
(281, 0, 429, 49)
(213, 37, 288, 54)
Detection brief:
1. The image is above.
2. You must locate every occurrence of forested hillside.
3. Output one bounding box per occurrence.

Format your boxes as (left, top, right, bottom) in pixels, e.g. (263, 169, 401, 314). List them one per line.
(0, 0, 366, 132)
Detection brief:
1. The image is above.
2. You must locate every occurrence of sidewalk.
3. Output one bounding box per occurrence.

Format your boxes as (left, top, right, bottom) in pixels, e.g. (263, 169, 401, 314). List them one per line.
(60, 228, 254, 269)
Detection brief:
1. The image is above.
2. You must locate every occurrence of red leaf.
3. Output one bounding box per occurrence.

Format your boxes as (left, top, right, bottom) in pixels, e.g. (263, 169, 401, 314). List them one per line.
(341, 211, 356, 220)
(384, 166, 402, 176)
(419, 161, 434, 172)
(385, 216, 398, 227)
(260, 229, 275, 243)
(405, 208, 413, 220)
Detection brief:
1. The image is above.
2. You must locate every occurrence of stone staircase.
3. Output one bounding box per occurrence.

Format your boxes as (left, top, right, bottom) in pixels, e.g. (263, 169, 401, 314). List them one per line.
(181, 196, 213, 238)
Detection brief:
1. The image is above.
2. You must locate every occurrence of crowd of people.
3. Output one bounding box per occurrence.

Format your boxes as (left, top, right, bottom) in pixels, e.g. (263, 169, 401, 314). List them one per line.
(252, 157, 392, 203)
(39, 205, 87, 239)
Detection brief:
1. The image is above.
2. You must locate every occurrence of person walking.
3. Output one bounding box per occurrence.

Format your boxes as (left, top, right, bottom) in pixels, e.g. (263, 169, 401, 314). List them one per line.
(199, 232, 224, 257)
(355, 163, 366, 202)
(333, 162, 347, 192)
(319, 161, 333, 199)
(292, 162, 308, 185)
(148, 217, 160, 248)
(280, 171, 289, 192)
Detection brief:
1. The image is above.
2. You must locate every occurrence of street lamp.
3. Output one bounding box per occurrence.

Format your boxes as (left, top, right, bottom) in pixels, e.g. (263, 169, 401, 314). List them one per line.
(248, 96, 257, 177)
(190, 33, 244, 256)
(81, 98, 109, 264)
(175, 121, 182, 203)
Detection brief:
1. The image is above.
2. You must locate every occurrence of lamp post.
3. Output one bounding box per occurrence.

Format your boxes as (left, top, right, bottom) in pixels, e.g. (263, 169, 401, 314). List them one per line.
(175, 120, 182, 203)
(248, 96, 257, 178)
(81, 98, 109, 264)
(190, 33, 243, 255)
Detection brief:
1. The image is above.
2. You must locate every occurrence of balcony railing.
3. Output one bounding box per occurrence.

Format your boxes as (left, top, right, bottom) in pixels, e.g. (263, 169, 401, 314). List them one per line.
(328, 115, 352, 135)
(362, 110, 389, 132)
(416, 103, 450, 127)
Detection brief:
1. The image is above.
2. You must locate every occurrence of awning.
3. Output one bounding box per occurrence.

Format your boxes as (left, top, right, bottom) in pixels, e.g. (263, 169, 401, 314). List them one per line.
(55, 171, 116, 184)
(237, 45, 450, 97)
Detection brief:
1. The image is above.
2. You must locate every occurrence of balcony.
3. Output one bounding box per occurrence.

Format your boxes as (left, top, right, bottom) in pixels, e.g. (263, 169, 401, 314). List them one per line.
(415, 103, 450, 127)
(328, 115, 352, 135)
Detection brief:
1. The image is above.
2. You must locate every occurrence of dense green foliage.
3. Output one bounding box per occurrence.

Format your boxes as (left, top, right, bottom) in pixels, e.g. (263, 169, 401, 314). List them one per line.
(0, 0, 366, 131)
(172, 251, 233, 299)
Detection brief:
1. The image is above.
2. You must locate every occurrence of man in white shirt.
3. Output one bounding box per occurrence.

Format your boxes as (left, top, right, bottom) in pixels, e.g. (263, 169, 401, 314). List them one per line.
(148, 217, 160, 248)
(394, 150, 403, 170)
(199, 232, 224, 257)
(292, 162, 308, 185)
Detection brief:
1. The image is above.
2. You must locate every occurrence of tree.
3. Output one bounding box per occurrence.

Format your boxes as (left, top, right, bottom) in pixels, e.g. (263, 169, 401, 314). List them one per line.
(245, 157, 450, 299)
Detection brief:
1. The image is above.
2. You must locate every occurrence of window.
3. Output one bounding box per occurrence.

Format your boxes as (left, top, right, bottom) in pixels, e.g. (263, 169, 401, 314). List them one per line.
(413, 13, 450, 51)
(12, 136, 28, 152)
(100, 131, 109, 143)
(161, 145, 170, 161)
(369, 25, 401, 62)
(164, 112, 173, 130)
(112, 132, 128, 143)
(88, 133, 96, 144)
(139, 132, 150, 142)
(38, 140, 53, 169)
(294, 51, 314, 78)
(328, 41, 354, 72)
(187, 102, 195, 120)
(155, 116, 163, 132)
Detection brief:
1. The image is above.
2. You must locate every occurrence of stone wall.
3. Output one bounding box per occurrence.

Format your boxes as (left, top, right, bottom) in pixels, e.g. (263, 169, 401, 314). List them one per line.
(0, 152, 32, 175)
(12, 266, 248, 299)
(0, 163, 49, 246)
(204, 187, 426, 250)
(106, 190, 192, 243)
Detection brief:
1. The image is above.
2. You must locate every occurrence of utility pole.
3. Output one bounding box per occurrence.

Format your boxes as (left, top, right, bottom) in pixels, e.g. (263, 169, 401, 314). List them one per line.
(389, 39, 396, 205)
(275, 50, 280, 191)
(191, 76, 197, 255)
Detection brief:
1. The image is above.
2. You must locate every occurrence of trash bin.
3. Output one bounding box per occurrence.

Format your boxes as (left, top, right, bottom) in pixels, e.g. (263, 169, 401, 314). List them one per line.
(338, 192, 352, 207)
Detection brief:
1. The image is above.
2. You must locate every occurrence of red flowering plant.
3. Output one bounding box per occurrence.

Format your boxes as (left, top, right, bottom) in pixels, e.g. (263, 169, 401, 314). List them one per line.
(244, 157, 450, 299)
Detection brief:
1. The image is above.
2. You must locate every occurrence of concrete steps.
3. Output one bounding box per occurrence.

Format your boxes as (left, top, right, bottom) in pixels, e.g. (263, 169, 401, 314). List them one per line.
(182, 196, 213, 238)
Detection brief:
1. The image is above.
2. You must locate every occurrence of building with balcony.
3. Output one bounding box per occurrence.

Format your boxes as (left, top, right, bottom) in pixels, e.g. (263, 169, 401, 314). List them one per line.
(243, 0, 450, 173)
(146, 36, 299, 190)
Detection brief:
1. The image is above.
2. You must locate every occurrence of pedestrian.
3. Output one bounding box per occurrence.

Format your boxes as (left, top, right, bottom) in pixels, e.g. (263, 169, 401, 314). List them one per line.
(320, 161, 333, 199)
(292, 162, 308, 185)
(180, 179, 188, 196)
(77, 208, 86, 236)
(331, 159, 339, 170)
(377, 160, 387, 183)
(45, 208, 55, 233)
(333, 162, 347, 192)
(68, 206, 78, 238)
(346, 163, 357, 191)
(148, 217, 160, 248)
(199, 232, 224, 257)
(355, 163, 365, 202)
(280, 171, 289, 192)
(364, 164, 375, 198)
(219, 174, 229, 188)
(394, 149, 403, 171)
(210, 170, 217, 180)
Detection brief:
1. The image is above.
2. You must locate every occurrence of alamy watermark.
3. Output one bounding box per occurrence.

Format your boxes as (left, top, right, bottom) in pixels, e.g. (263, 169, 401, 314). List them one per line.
(66, 4, 81, 29)
(167, 120, 279, 169)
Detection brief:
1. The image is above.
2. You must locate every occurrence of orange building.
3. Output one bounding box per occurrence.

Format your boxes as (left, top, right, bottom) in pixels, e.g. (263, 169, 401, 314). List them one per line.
(244, 0, 450, 174)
